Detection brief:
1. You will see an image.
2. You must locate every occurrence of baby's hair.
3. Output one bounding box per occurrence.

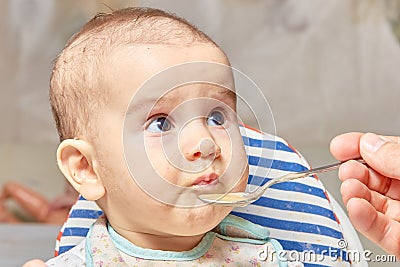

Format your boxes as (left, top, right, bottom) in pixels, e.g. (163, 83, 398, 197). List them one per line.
(50, 7, 219, 142)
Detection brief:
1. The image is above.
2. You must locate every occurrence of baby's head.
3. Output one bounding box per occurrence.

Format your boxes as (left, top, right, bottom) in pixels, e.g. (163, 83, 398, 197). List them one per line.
(50, 7, 249, 245)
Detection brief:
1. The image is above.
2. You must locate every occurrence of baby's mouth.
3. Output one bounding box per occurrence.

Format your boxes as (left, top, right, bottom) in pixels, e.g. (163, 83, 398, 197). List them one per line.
(191, 173, 219, 187)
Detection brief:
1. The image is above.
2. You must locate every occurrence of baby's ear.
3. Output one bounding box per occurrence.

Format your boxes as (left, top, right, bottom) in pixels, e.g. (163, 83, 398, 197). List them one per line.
(57, 139, 105, 201)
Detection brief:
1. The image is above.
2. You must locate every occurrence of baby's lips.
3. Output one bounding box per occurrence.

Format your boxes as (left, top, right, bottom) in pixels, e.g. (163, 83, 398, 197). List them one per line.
(191, 173, 219, 186)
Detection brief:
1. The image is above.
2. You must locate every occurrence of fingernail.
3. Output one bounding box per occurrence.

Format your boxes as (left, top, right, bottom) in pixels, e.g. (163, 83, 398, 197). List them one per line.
(361, 133, 387, 153)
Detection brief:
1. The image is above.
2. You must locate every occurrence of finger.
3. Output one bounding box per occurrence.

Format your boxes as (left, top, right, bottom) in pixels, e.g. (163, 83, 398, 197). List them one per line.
(338, 160, 368, 183)
(339, 160, 400, 200)
(330, 132, 363, 161)
(360, 133, 400, 179)
(340, 179, 370, 206)
(341, 179, 400, 219)
(347, 198, 400, 258)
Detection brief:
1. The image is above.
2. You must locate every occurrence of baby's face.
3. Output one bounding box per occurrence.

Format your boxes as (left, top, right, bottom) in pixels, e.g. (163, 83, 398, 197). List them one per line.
(94, 44, 248, 237)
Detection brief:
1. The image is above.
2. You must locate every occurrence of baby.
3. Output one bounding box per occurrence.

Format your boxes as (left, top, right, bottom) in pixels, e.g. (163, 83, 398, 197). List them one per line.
(24, 7, 285, 266)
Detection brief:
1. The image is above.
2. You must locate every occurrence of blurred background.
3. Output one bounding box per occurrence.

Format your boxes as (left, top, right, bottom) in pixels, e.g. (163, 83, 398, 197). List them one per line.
(0, 0, 399, 266)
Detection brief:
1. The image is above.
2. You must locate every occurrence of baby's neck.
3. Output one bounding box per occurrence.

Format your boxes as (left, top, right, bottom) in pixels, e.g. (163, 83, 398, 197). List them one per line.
(112, 225, 205, 252)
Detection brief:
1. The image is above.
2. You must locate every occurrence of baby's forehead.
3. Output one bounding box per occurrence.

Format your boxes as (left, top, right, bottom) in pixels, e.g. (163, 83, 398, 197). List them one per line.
(100, 44, 234, 118)
(137, 74, 236, 104)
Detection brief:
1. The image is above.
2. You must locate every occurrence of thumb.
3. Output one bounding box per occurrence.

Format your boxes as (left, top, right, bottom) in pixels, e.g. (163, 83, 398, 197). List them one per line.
(360, 133, 400, 179)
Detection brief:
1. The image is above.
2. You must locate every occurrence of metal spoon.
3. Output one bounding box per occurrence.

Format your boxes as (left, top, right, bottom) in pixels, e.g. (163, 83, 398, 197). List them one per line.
(199, 159, 366, 207)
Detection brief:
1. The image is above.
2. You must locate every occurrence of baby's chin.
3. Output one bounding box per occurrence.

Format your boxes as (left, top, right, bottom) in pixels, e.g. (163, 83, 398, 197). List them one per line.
(167, 204, 232, 236)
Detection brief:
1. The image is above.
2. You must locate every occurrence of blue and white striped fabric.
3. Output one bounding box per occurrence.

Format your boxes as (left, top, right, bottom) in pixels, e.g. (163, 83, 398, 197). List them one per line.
(55, 125, 351, 266)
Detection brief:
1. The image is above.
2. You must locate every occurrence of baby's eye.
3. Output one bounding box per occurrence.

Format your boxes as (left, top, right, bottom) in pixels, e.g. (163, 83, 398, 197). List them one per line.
(207, 110, 226, 126)
(146, 116, 173, 132)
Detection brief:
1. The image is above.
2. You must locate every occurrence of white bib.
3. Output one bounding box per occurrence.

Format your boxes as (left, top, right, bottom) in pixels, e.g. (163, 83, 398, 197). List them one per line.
(86, 215, 287, 267)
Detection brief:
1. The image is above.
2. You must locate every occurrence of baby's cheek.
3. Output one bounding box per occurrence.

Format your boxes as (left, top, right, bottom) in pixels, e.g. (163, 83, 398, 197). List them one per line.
(158, 163, 180, 184)
(214, 130, 232, 153)
(144, 145, 178, 183)
(225, 139, 248, 191)
(240, 165, 249, 187)
(144, 139, 163, 164)
(221, 137, 235, 162)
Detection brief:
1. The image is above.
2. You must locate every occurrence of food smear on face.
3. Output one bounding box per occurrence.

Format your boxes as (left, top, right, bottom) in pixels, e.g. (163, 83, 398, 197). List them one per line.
(201, 192, 246, 202)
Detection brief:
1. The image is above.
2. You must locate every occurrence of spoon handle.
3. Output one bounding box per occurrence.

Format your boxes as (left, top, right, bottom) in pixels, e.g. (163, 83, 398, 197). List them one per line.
(254, 159, 367, 197)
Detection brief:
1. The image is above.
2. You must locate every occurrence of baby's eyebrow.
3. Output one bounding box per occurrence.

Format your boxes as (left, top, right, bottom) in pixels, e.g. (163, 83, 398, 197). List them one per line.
(126, 97, 168, 115)
(214, 88, 236, 101)
(127, 98, 157, 114)
(126, 88, 236, 115)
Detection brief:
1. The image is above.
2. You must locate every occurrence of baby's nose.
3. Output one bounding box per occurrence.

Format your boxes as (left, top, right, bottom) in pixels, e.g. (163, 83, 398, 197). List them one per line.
(200, 138, 221, 158)
(185, 138, 221, 161)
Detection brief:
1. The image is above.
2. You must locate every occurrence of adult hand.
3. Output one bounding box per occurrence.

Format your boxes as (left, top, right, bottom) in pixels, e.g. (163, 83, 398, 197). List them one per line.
(330, 132, 400, 258)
